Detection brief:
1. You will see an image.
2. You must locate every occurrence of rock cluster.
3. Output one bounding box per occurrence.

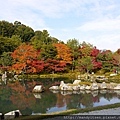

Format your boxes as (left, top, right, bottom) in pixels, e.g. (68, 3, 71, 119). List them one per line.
(49, 80, 119, 91)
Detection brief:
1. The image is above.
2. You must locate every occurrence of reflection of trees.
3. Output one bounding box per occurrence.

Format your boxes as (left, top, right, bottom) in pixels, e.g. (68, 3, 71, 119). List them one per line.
(31, 91, 57, 113)
(10, 93, 36, 110)
(99, 90, 117, 101)
(56, 93, 66, 108)
(80, 93, 93, 108)
(0, 87, 11, 101)
(7, 81, 36, 114)
(0, 87, 17, 113)
(66, 94, 82, 109)
(8, 81, 26, 93)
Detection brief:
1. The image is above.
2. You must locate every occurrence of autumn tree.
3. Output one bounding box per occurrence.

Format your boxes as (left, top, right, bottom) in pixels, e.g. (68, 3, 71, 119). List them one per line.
(28, 60, 44, 73)
(11, 43, 38, 73)
(90, 47, 102, 72)
(44, 59, 66, 73)
(54, 43, 72, 64)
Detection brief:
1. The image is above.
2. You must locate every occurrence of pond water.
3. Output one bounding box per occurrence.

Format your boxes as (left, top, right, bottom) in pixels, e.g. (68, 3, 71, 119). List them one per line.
(0, 77, 120, 115)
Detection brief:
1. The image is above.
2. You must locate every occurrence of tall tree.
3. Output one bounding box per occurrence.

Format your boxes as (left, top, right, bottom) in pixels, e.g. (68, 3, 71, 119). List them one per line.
(14, 21, 35, 42)
(67, 38, 79, 71)
(97, 50, 113, 72)
(113, 48, 120, 72)
(79, 41, 93, 57)
(0, 20, 14, 37)
(78, 56, 93, 74)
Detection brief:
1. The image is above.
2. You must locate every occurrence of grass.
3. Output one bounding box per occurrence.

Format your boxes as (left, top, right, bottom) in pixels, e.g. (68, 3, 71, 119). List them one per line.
(15, 102, 120, 120)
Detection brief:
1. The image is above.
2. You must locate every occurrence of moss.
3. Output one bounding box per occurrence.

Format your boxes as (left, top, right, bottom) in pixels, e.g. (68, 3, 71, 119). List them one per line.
(79, 82, 91, 86)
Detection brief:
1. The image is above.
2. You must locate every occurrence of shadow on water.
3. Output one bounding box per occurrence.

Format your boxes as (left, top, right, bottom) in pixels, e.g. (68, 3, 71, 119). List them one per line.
(0, 77, 120, 115)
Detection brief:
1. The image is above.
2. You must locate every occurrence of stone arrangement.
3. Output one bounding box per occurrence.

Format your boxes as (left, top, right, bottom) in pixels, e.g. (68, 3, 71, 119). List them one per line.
(49, 80, 119, 91)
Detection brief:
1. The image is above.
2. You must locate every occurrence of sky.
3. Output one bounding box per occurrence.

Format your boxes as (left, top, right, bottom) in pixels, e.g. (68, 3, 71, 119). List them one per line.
(0, 0, 120, 51)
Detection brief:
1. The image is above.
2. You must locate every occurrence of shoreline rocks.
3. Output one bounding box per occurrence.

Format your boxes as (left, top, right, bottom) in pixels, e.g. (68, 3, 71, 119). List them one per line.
(49, 80, 119, 92)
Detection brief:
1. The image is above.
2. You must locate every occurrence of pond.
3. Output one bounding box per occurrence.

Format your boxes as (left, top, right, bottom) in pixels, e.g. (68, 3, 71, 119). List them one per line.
(0, 77, 120, 115)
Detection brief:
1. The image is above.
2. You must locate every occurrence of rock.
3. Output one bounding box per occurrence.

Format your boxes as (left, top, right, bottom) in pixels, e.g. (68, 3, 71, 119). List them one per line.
(67, 85, 73, 91)
(4, 110, 22, 120)
(85, 85, 91, 90)
(32, 85, 44, 93)
(60, 81, 73, 91)
(100, 82, 107, 89)
(60, 81, 65, 87)
(73, 80, 81, 85)
(49, 86, 59, 90)
(114, 84, 120, 90)
(107, 83, 115, 90)
(80, 85, 85, 90)
(91, 83, 99, 90)
(72, 85, 80, 91)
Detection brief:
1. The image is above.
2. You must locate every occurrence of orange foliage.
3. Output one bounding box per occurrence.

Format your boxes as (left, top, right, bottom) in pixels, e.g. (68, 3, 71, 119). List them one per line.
(54, 43, 72, 64)
(11, 43, 38, 73)
(11, 62, 26, 73)
(11, 43, 38, 62)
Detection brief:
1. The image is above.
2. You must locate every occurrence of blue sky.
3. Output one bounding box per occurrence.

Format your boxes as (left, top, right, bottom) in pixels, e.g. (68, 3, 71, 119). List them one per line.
(0, 0, 120, 51)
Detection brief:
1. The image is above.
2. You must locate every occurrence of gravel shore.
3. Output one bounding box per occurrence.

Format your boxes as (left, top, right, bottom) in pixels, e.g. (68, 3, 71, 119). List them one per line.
(75, 107, 120, 115)
(42, 107, 120, 120)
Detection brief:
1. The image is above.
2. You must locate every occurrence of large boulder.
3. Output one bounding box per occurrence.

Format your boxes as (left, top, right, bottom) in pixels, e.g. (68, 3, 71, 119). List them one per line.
(4, 110, 22, 120)
(73, 80, 81, 85)
(32, 85, 44, 93)
(60, 81, 65, 87)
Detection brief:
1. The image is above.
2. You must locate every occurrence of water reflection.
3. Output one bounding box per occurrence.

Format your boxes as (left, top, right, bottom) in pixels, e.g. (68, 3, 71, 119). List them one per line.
(0, 80, 120, 115)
